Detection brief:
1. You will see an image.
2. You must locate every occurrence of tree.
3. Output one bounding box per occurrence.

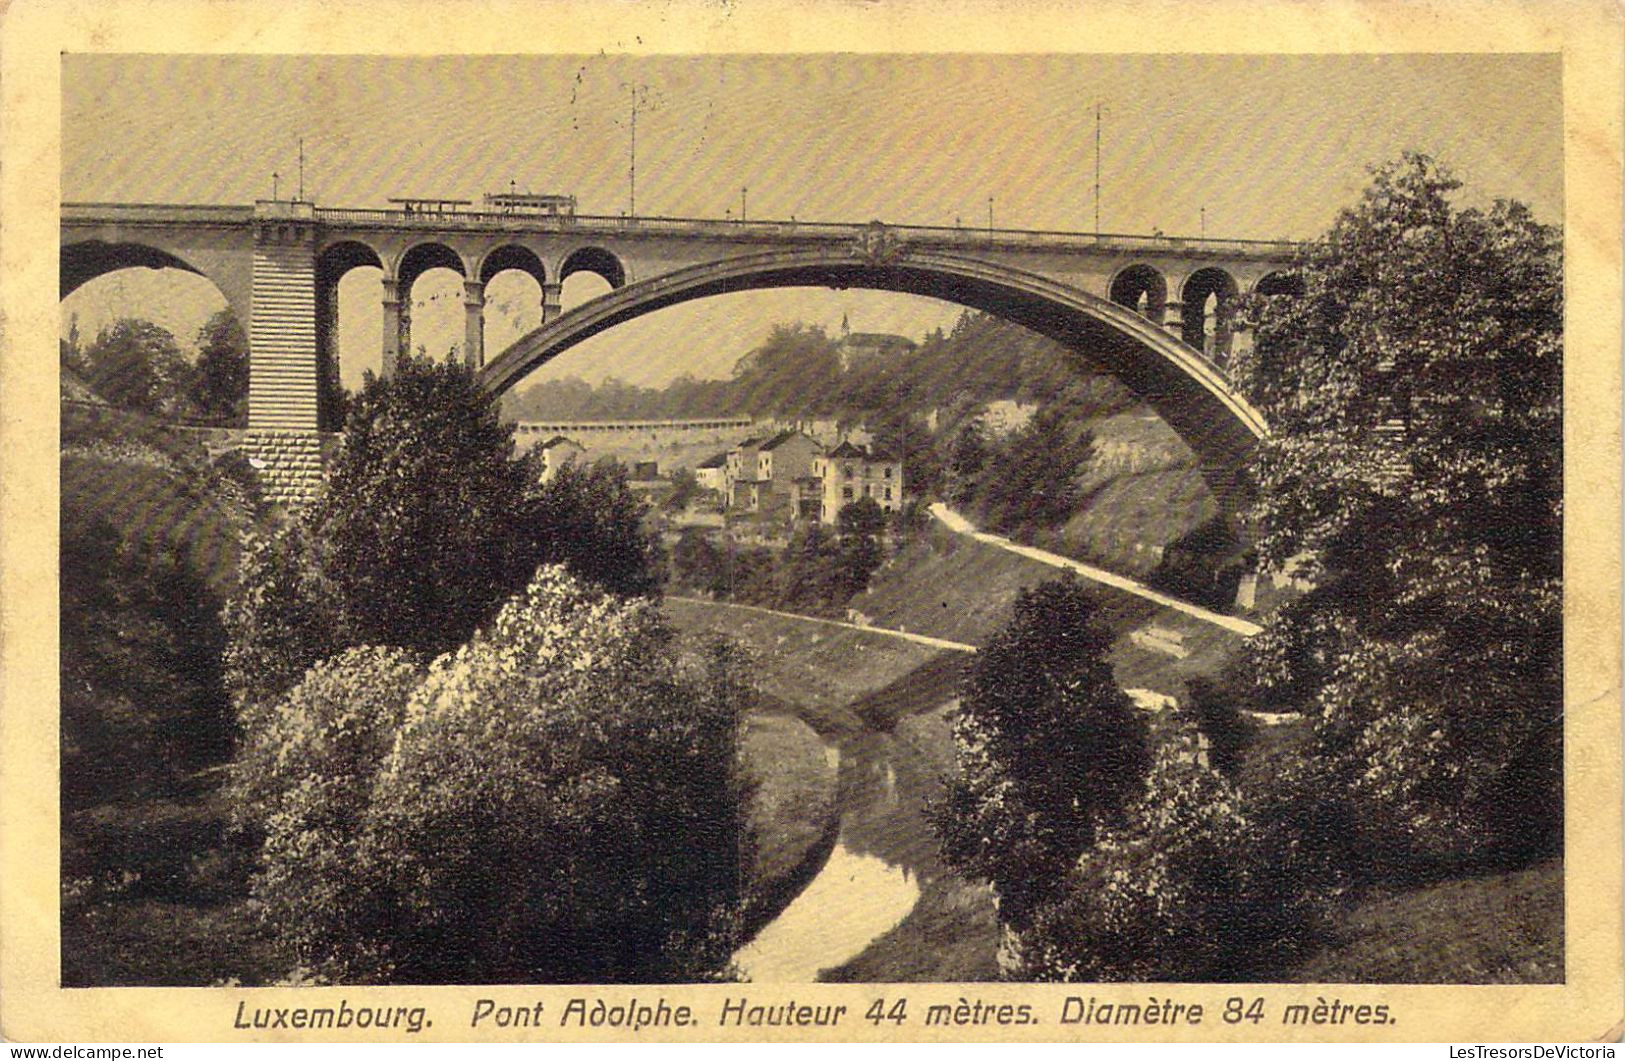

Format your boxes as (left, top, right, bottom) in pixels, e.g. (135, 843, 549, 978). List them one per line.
(62, 511, 233, 811)
(190, 310, 249, 425)
(238, 567, 748, 984)
(225, 355, 665, 713)
(932, 575, 1150, 931)
(868, 412, 939, 498)
(731, 323, 842, 415)
(306, 355, 542, 659)
(664, 467, 702, 512)
(528, 460, 665, 598)
(83, 318, 190, 414)
(835, 496, 888, 598)
(672, 527, 730, 597)
(946, 417, 988, 508)
(1014, 728, 1329, 982)
(61, 313, 87, 379)
(233, 646, 424, 978)
(221, 519, 350, 718)
(1233, 154, 1563, 868)
(978, 405, 1095, 536)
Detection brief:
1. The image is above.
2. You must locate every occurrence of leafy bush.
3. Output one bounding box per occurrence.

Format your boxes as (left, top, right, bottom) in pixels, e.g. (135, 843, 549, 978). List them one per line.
(970, 405, 1095, 538)
(1014, 731, 1330, 982)
(236, 567, 748, 984)
(1147, 515, 1247, 610)
(209, 448, 264, 516)
(235, 646, 423, 978)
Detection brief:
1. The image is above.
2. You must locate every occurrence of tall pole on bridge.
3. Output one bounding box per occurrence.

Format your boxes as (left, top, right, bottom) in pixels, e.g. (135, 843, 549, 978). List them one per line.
(1093, 101, 1102, 236)
(298, 138, 305, 202)
(629, 85, 637, 217)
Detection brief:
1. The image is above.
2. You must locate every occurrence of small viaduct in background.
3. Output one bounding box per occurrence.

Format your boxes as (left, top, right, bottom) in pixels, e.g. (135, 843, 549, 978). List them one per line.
(61, 199, 1302, 511)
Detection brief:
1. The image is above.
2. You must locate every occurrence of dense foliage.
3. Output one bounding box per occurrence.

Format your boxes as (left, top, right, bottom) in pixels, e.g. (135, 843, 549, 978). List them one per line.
(1233, 154, 1563, 869)
(235, 568, 749, 983)
(63, 313, 249, 424)
(190, 310, 250, 426)
(1015, 731, 1327, 981)
(233, 646, 423, 976)
(308, 355, 555, 658)
(933, 576, 1150, 931)
(224, 355, 663, 713)
(971, 404, 1096, 537)
(61, 510, 232, 811)
(79, 318, 193, 416)
(670, 498, 897, 617)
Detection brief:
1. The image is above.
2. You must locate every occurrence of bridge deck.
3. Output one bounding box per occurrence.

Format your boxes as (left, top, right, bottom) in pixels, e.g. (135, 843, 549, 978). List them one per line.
(62, 201, 1299, 259)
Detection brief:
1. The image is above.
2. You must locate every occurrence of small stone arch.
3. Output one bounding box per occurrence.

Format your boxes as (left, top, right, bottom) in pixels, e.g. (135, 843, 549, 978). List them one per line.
(559, 246, 626, 289)
(395, 241, 466, 289)
(1182, 267, 1239, 360)
(479, 244, 548, 287)
(1109, 264, 1168, 325)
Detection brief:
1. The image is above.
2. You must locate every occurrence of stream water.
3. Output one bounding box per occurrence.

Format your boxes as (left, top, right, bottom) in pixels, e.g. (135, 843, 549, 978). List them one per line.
(733, 709, 953, 981)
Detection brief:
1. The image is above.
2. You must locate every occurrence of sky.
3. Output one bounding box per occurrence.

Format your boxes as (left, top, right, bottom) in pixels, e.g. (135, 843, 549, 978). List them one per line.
(61, 53, 1564, 389)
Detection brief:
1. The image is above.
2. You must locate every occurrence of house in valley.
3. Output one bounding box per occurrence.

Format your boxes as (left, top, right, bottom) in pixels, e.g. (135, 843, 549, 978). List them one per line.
(813, 441, 903, 525)
(538, 436, 586, 481)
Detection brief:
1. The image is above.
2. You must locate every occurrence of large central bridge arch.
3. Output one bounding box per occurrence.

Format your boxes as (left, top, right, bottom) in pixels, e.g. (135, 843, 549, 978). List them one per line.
(480, 244, 1268, 519)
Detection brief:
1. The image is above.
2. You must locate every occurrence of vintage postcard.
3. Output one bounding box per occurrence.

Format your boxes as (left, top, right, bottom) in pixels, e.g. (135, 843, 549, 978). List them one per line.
(1, 0, 1620, 1045)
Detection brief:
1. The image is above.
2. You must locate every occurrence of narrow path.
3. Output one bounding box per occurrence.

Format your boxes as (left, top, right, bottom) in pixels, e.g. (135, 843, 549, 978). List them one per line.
(667, 595, 979, 653)
(927, 503, 1264, 637)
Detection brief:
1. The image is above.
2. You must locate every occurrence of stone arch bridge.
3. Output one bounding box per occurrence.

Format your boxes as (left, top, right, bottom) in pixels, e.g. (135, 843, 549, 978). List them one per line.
(62, 200, 1299, 508)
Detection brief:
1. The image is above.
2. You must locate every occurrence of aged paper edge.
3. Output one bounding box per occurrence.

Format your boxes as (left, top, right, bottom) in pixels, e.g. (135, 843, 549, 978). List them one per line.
(1, 0, 1620, 1044)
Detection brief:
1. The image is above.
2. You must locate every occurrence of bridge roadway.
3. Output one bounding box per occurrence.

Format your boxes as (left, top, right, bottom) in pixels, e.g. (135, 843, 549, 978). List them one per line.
(61, 199, 1300, 506)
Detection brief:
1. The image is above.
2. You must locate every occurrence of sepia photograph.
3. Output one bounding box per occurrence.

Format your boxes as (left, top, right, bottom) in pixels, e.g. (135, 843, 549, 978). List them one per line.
(53, 48, 1568, 988)
(3, 0, 1620, 1044)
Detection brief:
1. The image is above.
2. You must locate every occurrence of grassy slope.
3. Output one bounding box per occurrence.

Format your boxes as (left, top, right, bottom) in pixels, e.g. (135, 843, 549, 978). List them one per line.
(1293, 860, 1563, 984)
(855, 520, 1238, 700)
(665, 597, 944, 738)
(1059, 411, 1217, 577)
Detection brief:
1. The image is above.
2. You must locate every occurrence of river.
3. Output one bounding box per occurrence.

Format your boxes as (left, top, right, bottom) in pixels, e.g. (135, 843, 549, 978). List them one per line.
(733, 706, 955, 981)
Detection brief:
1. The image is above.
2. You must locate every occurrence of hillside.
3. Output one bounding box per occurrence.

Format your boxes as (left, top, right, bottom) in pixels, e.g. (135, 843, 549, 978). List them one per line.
(505, 311, 1132, 423)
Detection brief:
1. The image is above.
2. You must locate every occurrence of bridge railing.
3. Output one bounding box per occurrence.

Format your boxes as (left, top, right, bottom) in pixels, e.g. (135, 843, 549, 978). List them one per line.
(62, 202, 255, 224)
(61, 201, 1300, 257)
(310, 207, 1299, 256)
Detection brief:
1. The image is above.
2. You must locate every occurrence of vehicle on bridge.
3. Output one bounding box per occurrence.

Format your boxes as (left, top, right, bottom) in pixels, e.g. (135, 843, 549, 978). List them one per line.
(483, 192, 577, 218)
